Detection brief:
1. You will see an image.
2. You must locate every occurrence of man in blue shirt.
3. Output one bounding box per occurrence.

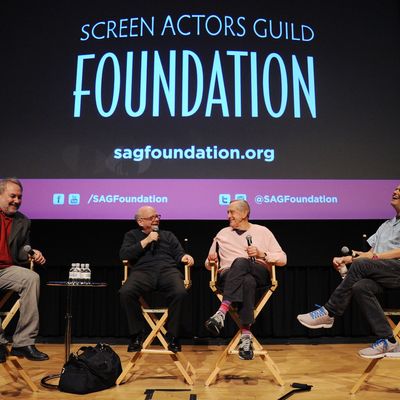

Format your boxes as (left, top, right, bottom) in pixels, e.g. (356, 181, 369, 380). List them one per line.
(297, 184, 400, 359)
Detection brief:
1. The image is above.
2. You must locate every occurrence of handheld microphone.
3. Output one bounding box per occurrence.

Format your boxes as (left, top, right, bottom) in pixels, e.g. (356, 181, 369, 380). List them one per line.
(338, 246, 359, 279)
(23, 245, 35, 257)
(341, 246, 359, 259)
(246, 235, 255, 262)
(150, 225, 159, 253)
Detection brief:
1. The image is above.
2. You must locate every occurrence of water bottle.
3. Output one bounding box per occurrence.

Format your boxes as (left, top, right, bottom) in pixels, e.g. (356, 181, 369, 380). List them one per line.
(69, 263, 79, 284)
(81, 263, 91, 284)
(75, 263, 82, 284)
(86, 263, 91, 283)
(68, 263, 75, 283)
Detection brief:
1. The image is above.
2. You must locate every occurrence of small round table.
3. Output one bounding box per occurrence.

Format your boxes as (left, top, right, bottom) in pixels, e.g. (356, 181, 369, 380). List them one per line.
(41, 281, 107, 389)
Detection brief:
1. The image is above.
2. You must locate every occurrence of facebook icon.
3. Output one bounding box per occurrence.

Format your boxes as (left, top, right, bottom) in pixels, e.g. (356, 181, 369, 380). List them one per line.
(53, 194, 65, 205)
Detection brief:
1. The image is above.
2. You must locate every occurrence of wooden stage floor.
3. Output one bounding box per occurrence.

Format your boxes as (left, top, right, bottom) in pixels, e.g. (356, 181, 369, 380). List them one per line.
(1, 343, 400, 399)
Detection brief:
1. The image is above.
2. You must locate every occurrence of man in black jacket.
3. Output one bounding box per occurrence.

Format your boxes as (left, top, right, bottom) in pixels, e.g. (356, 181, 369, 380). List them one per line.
(0, 178, 48, 363)
(119, 206, 194, 353)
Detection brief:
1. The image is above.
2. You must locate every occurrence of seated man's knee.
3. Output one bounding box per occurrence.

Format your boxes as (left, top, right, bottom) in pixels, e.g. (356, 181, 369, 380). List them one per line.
(231, 257, 250, 269)
(24, 269, 40, 288)
(119, 283, 140, 301)
(170, 285, 187, 300)
(352, 279, 378, 297)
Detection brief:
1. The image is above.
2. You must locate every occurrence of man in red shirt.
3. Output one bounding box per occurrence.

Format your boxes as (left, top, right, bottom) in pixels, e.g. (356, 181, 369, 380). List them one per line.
(0, 178, 48, 363)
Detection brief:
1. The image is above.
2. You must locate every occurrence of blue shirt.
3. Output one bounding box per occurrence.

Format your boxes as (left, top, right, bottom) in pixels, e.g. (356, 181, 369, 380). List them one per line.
(367, 217, 400, 256)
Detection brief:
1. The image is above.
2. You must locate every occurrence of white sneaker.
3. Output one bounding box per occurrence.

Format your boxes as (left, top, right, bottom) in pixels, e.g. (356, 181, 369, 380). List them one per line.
(359, 339, 400, 359)
(297, 306, 334, 329)
(386, 342, 400, 358)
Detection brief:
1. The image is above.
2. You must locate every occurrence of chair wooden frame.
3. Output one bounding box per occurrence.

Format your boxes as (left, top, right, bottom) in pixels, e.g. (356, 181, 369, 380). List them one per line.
(116, 260, 196, 385)
(0, 259, 34, 331)
(1, 356, 39, 391)
(350, 309, 400, 394)
(0, 258, 38, 391)
(205, 261, 284, 386)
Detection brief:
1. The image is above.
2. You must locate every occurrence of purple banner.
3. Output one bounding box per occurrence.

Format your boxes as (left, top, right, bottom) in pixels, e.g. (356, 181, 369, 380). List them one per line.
(19, 179, 397, 220)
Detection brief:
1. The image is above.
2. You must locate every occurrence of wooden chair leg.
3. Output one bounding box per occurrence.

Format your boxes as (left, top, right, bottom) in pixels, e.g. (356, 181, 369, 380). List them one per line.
(117, 308, 195, 385)
(205, 292, 284, 387)
(252, 337, 284, 386)
(2, 356, 39, 392)
(351, 314, 400, 394)
(1, 300, 21, 330)
(205, 344, 230, 386)
(116, 351, 142, 385)
(350, 358, 380, 394)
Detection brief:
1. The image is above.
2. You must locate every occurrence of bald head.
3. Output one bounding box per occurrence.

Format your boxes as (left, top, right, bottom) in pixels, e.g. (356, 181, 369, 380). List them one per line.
(135, 206, 157, 221)
(135, 205, 160, 233)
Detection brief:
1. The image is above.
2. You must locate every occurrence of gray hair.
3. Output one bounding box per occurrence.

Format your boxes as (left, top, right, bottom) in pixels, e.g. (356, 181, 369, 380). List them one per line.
(230, 199, 251, 218)
(0, 178, 23, 194)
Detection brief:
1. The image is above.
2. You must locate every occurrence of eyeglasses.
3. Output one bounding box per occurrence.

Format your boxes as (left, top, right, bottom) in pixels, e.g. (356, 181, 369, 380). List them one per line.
(140, 214, 161, 221)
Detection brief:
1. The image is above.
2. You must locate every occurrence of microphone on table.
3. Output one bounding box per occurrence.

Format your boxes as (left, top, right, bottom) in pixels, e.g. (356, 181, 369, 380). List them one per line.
(150, 225, 159, 253)
(246, 235, 255, 262)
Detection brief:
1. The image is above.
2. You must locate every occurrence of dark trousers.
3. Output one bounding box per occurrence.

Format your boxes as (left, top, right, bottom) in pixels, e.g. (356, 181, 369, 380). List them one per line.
(119, 267, 187, 337)
(218, 257, 269, 325)
(325, 258, 400, 338)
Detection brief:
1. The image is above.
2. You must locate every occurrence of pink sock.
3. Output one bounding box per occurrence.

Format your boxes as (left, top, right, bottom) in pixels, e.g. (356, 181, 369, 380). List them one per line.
(218, 300, 231, 315)
(241, 326, 251, 336)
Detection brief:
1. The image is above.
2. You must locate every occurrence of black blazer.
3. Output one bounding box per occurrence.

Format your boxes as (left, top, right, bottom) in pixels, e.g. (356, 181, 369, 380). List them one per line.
(7, 211, 31, 266)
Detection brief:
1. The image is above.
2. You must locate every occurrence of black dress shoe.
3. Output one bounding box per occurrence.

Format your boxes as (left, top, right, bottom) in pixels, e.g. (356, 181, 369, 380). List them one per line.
(167, 336, 181, 353)
(127, 331, 145, 352)
(0, 344, 8, 363)
(10, 345, 49, 361)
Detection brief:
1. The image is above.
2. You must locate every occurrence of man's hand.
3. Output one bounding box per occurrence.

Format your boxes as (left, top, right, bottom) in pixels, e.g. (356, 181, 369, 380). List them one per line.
(246, 245, 259, 259)
(208, 253, 218, 263)
(32, 249, 46, 265)
(141, 231, 159, 248)
(332, 256, 352, 270)
(181, 254, 194, 267)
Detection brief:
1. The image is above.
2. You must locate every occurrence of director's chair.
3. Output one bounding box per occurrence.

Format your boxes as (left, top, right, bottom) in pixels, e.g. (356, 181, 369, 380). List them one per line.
(0, 257, 39, 392)
(205, 260, 284, 386)
(350, 308, 400, 394)
(116, 260, 196, 385)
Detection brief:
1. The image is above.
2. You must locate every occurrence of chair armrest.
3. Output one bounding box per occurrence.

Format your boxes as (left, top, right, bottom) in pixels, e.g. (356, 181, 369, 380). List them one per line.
(269, 264, 278, 291)
(184, 262, 192, 290)
(122, 260, 129, 285)
(122, 259, 192, 289)
(209, 260, 219, 293)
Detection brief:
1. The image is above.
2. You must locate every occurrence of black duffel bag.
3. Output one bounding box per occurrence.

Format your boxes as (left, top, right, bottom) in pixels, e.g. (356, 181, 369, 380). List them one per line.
(59, 343, 122, 394)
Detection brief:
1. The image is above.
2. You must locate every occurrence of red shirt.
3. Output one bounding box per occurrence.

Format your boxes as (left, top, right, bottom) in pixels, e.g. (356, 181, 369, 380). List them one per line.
(0, 211, 13, 268)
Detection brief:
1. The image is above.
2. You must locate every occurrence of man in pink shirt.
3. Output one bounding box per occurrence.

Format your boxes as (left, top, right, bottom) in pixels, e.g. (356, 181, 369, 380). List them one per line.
(204, 199, 287, 360)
